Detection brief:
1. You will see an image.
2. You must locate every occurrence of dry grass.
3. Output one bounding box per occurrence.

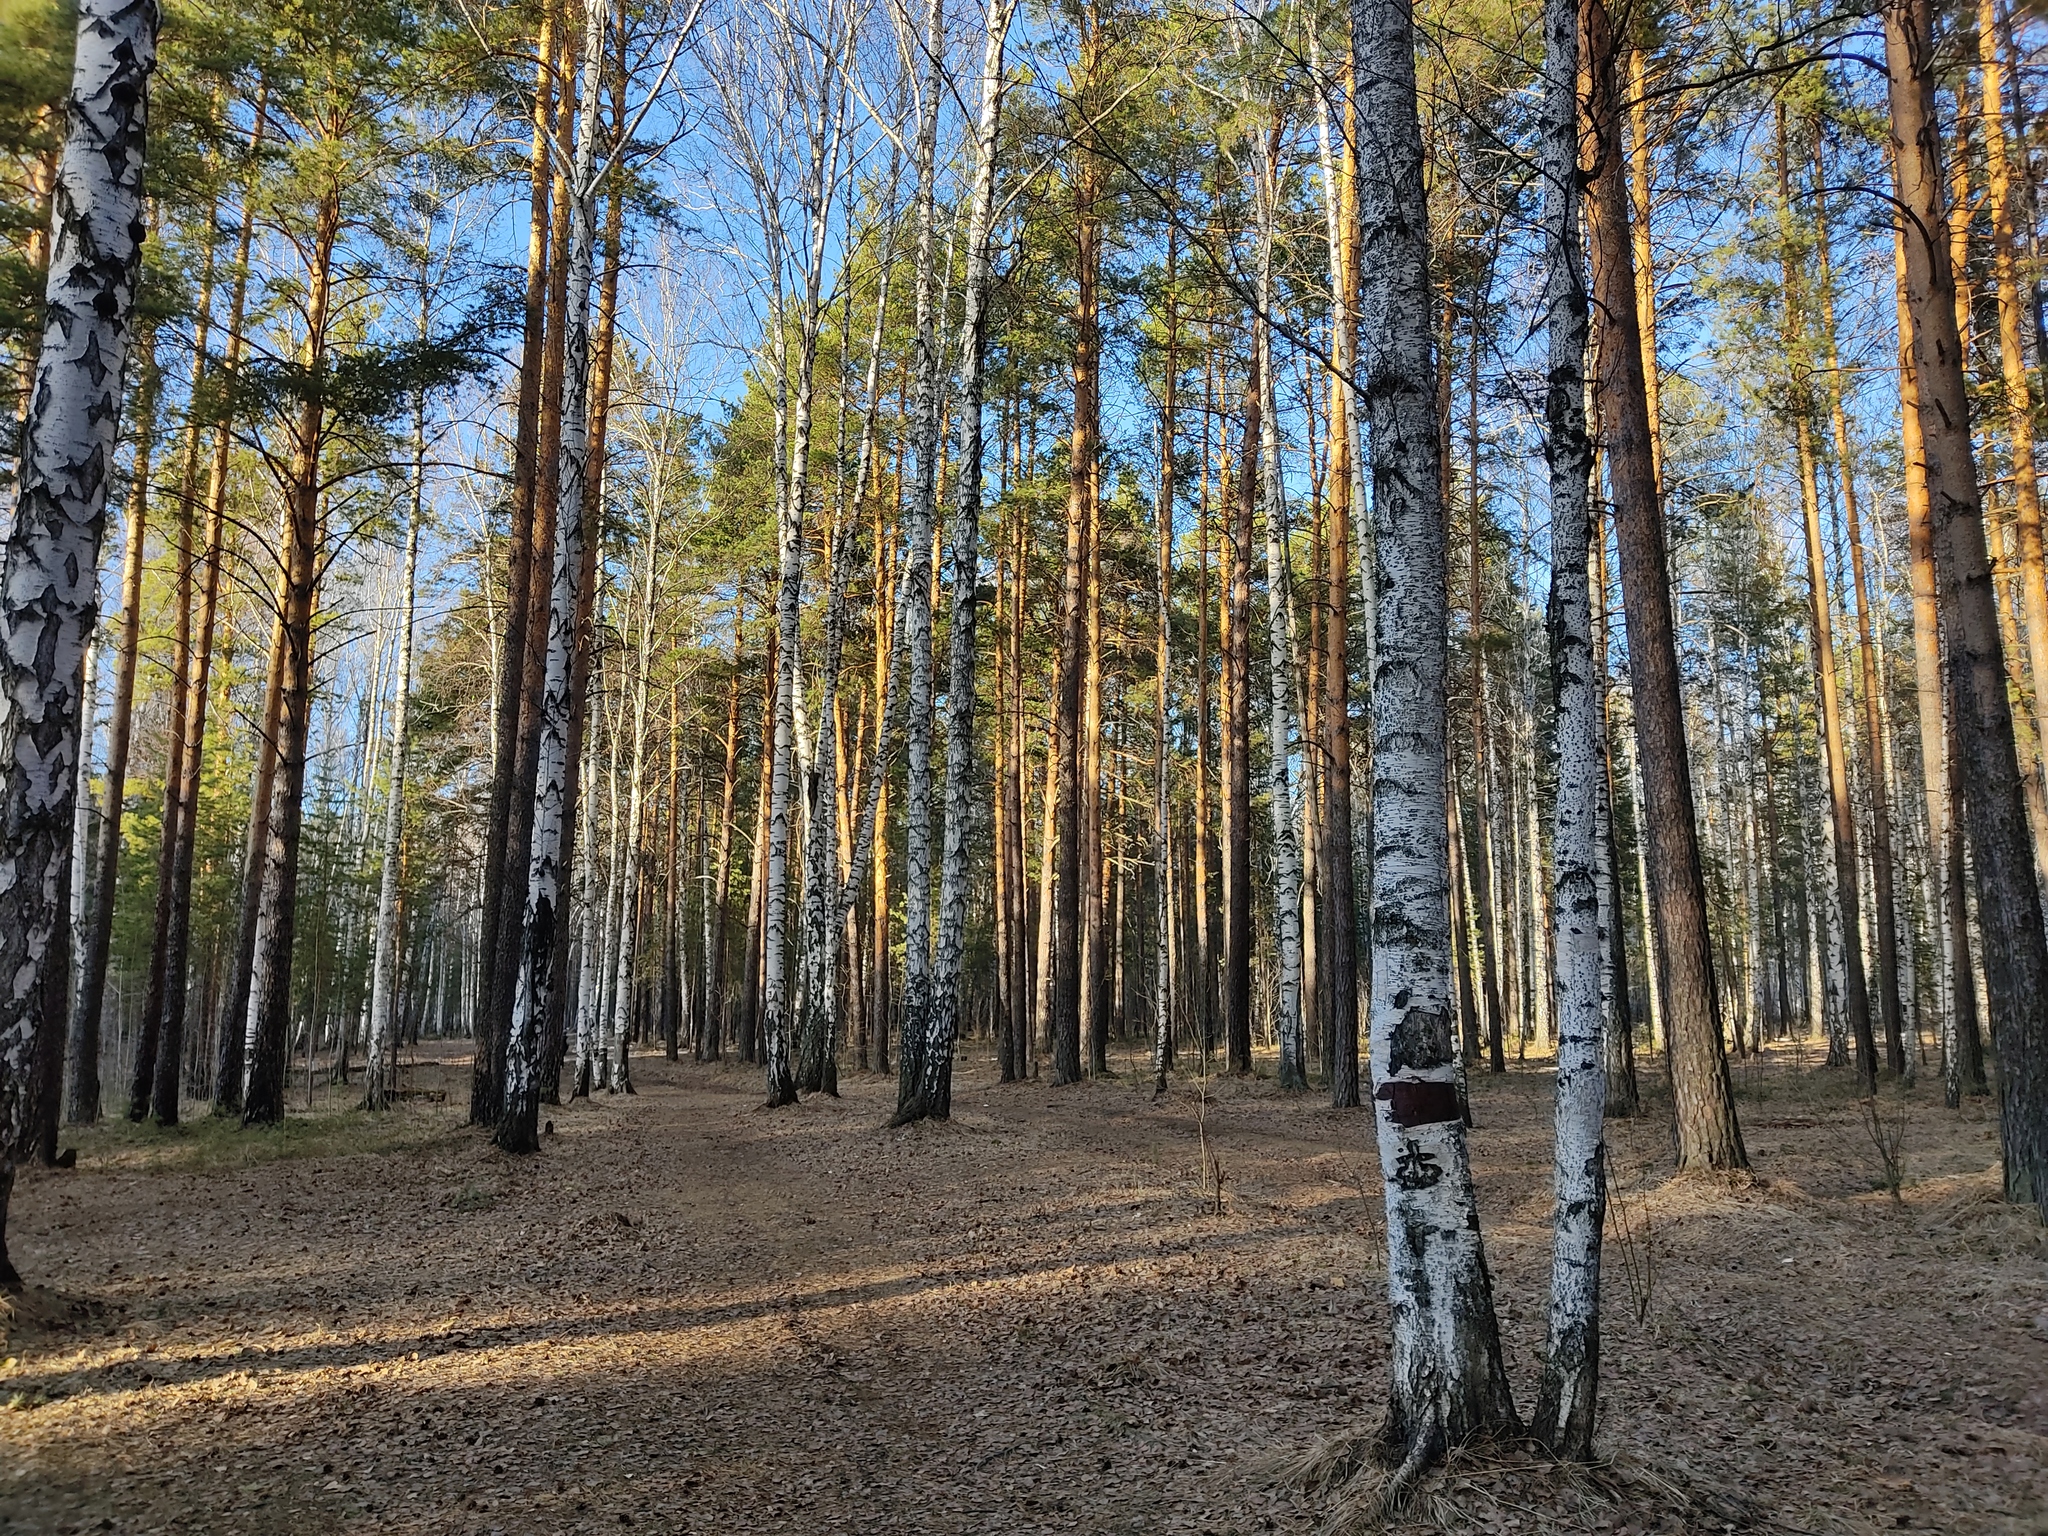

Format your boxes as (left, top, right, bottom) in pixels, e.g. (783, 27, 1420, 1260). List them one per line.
(0, 1042, 2043, 1535)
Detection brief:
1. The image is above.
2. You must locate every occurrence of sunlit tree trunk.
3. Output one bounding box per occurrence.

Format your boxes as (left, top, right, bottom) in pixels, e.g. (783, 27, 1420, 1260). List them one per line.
(1250, 112, 1305, 1093)
(1532, 0, 1605, 1449)
(704, 609, 743, 1060)
(364, 510, 418, 1110)
(903, 0, 1014, 1123)
(243, 192, 341, 1127)
(498, 0, 606, 1153)
(1775, 107, 1875, 1089)
(1811, 145, 1907, 1078)
(1353, 0, 1518, 1481)
(157, 88, 264, 1122)
(1314, 54, 1361, 1109)
(1885, 0, 2048, 1214)
(67, 335, 157, 1126)
(1222, 367, 1255, 1077)
(1977, 0, 2048, 882)
(136, 219, 215, 1125)
(474, 14, 557, 1128)
(1584, 0, 1745, 1171)
(0, 0, 160, 1230)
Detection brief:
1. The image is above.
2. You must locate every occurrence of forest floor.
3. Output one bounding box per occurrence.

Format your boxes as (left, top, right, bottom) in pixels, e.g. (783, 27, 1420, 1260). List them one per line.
(1, 1041, 2045, 1536)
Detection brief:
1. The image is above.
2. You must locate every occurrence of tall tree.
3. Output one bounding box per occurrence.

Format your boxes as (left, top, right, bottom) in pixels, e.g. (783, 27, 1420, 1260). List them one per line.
(1353, 0, 1517, 1483)
(0, 0, 159, 1285)
(1583, 0, 1745, 1172)
(1885, 0, 2048, 1215)
(1532, 0, 1604, 1452)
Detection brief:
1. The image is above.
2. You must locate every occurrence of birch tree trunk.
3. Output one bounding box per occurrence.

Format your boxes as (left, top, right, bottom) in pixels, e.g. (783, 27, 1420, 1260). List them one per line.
(605, 487, 663, 1096)
(365, 508, 419, 1110)
(1531, 0, 1606, 1451)
(901, 0, 1016, 1124)
(891, 0, 948, 1109)
(1352, 0, 1518, 1481)
(0, 0, 159, 1271)
(1252, 121, 1306, 1095)
(498, 0, 605, 1154)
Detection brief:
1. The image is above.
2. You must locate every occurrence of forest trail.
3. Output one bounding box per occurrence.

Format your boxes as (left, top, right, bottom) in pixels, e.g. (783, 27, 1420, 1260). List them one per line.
(1, 1050, 2044, 1535)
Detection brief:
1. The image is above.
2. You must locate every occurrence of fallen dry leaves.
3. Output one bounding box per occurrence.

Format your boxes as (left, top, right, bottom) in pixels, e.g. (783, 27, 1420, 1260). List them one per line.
(0, 1046, 2043, 1535)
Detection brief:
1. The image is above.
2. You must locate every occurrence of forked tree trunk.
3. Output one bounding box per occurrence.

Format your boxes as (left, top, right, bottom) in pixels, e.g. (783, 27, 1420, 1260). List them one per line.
(498, 0, 605, 1154)
(473, 17, 556, 1129)
(903, 0, 1016, 1123)
(1885, 0, 2048, 1216)
(1583, 0, 1745, 1172)
(1531, 0, 1605, 1452)
(1352, 0, 1518, 1482)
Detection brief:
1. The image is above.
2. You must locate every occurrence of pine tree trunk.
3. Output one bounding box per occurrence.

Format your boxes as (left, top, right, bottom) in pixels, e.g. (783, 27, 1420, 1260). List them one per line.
(1317, 60, 1362, 1110)
(136, 226, 220, 1125)
(1583, 0, 1745, 1172)
(67, 336, 158, 1126)
(1775, 109, 1875, 1088)
(1886, 0, 2048, 1214)
(242, 192, 340, 1128)
(473, 16, 557, 1128)
(1978, 0, 2048, 882)
(1353, 0, 1519, 1477)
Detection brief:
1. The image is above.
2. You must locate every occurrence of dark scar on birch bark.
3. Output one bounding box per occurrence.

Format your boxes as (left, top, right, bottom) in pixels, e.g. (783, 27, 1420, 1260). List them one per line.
(1378, 1006, 1459, 1127)
(1386, 1005, 1451, 1076)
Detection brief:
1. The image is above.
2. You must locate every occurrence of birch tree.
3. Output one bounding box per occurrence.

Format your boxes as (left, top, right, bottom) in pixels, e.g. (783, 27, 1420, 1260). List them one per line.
(1530, 0, 1604, 1453)
(0, 0, 159, 1284)
(898, 0, 1017, 1123)
(1352, 0, 1517, 1484)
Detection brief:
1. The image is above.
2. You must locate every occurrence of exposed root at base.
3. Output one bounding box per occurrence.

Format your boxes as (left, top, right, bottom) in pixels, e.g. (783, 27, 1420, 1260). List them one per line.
(1276, 1435, 1792, 1535)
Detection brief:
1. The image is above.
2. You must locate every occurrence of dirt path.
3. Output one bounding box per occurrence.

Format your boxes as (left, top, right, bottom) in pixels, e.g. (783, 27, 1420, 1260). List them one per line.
(2, 1049, 2044, 1534)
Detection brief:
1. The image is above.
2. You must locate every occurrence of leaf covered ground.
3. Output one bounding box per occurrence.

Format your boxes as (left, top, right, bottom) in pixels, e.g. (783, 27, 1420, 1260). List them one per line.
(2, 1045, 2044, 1535)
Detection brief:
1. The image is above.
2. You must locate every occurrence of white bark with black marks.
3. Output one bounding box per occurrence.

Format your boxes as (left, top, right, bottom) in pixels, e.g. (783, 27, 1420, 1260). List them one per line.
(499, 0, 605, 1153)
(1531, 0, 1605, 1454)
(0, 0, 158, 1282)
(903, 0, 1016, 1124)
(364, 514, 418, 1110)
(1351, 0, 1518, 1483)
